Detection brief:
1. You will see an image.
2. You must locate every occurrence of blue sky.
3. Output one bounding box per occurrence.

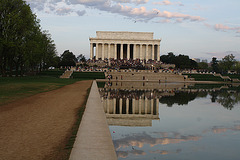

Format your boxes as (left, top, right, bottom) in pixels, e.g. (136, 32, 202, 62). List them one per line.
(25, 0, 240, 62)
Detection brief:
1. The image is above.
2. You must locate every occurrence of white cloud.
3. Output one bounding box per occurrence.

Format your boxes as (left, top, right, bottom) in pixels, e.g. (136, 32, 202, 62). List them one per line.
(26, 0, 204, 23)
(114, 0, 149, 5)
(205, 23, 240, 35)
(214, 24, 240, 33)
(67, 1, 204, 22)
(55, 7, 73, 15)
(76, 10, 86, 16)
(153, 0, 183, 6)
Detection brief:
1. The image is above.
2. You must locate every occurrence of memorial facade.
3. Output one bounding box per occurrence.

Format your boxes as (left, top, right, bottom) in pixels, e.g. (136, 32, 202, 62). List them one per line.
(89, 31, 161, 61)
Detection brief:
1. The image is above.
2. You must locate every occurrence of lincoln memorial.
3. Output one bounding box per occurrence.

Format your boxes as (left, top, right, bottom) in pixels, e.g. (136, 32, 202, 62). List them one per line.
(89, 31, 161, 61)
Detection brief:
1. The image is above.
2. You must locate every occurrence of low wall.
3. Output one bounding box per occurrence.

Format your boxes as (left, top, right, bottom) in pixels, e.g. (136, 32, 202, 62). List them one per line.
(69, 81, 117, 160)
(106, 71, 189, 82)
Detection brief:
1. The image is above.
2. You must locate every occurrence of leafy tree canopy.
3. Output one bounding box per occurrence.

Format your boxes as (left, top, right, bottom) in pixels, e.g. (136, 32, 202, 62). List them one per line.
(0, 0, 57, 76)
(77, 54, 86, 62)
(160, 52, 197, 69)
(59, 50, 77, 67)
(219, 54, 236, 73)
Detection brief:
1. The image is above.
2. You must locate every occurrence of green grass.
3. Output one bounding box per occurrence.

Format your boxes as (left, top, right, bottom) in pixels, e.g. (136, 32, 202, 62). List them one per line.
(0, 76, 79, 105)
(37, 70, 65, 77)
(183, 74, 224, 81)
(71, 72, 105, 79)
(65, 87, 91, 159)
(97, 82, 106, 88)
(222, 74, 240, 80)
(188, 84, 225, 89)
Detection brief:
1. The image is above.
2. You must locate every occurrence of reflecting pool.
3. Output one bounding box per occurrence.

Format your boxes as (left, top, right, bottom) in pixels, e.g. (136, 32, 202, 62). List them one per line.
(98, 82, 240, 160)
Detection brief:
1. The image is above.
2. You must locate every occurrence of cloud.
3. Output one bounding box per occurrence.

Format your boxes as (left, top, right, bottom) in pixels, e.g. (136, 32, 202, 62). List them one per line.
(114, 0, 149, 5)
(206, 51, 240, 60)
(150, 149, 182, 155)
(26, 0, 204, 23)
(113, 132, 201, 150)
(204, 23, 240, 36)
(153, 0, 183, 6)
(26, 0, 47, 11)
(116, 149, 146, 158)
(76, 10, 86, 16)
(55, 7, 73, 15)
(214, 24, 240, 33)
(203, 125, 240, 135)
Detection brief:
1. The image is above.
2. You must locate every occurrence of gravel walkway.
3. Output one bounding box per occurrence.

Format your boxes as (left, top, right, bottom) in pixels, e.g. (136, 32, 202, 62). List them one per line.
(0, 80, 92, 160)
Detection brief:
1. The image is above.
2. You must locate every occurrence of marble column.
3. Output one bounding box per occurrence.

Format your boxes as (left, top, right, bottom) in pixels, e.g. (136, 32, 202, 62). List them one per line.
(146, 44, 149, 61)
(90, 43, 93, 59)
(102, 43, 105, 60)
(152, 44, 155, 60)
(127, 44, 130, 60)
(113, 98, 116, 114)
(120, 44, 123, 59)
(96, 43, 99, 60)
(120, 98, 122, 114)
(151, 99, 154, 114)
(156, 98, 159, 115)
(107, 99, 109, 114)
(108, 43, 111, 60)
(140, 44, 143, 60)
(133, 99, 135, 114)
(139, 99, 142, 114)
(145, 98, 148, 114)
(157, 45, 160, 61)
(133, 44, 136, 60)
(126, 98, 129, 114)
(114, 44, 117, 60)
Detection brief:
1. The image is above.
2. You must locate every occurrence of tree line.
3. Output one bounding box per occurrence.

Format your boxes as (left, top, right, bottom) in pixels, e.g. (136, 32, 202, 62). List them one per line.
(160, 52, 239, 74)
(0, 0, 58, 77)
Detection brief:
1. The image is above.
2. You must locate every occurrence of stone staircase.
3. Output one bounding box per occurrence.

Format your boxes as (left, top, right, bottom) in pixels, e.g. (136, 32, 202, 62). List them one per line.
(106, 71, 190, 82)
(60, 70, 73, 78)
(232, 78, 240, 82)
(213, 73, 231, 81)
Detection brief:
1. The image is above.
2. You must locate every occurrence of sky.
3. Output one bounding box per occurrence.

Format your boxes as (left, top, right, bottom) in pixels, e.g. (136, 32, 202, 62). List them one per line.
(25, 0, 240, 62)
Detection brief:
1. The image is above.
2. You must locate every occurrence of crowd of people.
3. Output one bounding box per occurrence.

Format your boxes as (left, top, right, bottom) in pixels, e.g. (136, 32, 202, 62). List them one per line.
(99, 88, 166, 100)
(78, 58, 162, 71)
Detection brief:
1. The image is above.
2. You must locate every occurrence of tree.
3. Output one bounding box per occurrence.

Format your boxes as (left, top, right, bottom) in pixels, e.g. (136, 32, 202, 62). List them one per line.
(77, 54, 86, 63)
(211, 57, 220, 73)
(160, 52, 197, 69)
(233, 62, 240, 74)
(198, 62, 209, 70)
(219, 54, 236, 73)
(59, 50, 77, 67)
(174, 54, 197, 69)
(0, 0, 57, 76)
(160, 52, 176, 64)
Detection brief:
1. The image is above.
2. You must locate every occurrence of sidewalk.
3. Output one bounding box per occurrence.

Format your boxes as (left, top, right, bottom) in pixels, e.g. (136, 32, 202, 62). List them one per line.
(69, 81, 117, 160)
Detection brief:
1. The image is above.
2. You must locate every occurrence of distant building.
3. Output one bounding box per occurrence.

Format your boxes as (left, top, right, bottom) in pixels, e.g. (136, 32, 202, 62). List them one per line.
(192, 58, 200, 63)
(202, 59, 208, 63)
(89, 31, 161, 61)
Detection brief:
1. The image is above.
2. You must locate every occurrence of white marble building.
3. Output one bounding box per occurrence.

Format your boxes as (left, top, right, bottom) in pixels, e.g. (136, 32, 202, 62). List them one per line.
(89, 31, 161, 61)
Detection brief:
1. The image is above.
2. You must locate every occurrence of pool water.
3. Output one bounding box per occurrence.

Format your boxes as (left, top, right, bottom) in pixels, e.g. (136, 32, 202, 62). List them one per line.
(98, 82, 240, 160)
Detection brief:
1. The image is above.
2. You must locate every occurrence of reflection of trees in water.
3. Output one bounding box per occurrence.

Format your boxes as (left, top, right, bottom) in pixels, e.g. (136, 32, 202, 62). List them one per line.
(99, 86, 240, 110)
(159, 92, 198, 107)
(212, 90, 240, 110)
(160, 89, 240, 109)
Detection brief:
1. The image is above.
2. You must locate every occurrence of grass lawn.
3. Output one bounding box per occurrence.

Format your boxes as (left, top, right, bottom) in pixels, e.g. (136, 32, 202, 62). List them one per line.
(183, 73, 224, 81)
(0, 76, 79, 106)
(71, 72, 105, 79)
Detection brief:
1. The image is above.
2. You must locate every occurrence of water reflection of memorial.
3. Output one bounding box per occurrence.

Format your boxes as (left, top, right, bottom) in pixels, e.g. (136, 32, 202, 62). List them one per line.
(99, 82, 191, 127)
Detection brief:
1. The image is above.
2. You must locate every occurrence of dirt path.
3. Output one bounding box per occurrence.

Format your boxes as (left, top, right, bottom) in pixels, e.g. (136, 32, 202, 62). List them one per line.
(0, 80, 92, 160)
